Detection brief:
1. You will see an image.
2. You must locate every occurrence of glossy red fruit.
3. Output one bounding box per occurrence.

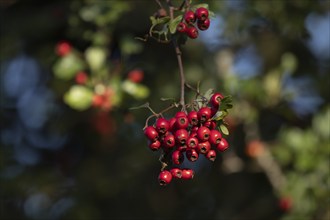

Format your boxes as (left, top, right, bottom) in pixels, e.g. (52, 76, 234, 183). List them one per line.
(156, 118, 169, 134)
(168, 117, 177, 132)
(187, 136, 199, 149)
(148, 140, 161, 151)
(216, 138, 229, 152)
(186, 148, 199, 162)
(175, 112, 189, 129)
(197, 141, 211, 154)
(204, 120, 216, 129)
(197, 126, 211, 142)
(186, 26, 199, 39)
(210, 92, 224, 108)
(158, 170, 172, 186)
(56, 41, 71, 56)
(75, 71, 88, 84)
(197, 18, 210, 31)
(128, 69, 144, 83)
(198, 107, 212, 123)
(181, 169, 194, 180)
(177, 22, 187, 33)
(188, 111, 199, 126)
(175, 129, 189, 145)
(170, 168, 182, 178)
(172, 150, 184, 165)
(184, 10, 196, 24)
(209, 129, 222, 145)
(144, 126, 158, 141)
(195, 7, 209, 21)
(206, 149, 217, 161)
(163, 134, 175, 148)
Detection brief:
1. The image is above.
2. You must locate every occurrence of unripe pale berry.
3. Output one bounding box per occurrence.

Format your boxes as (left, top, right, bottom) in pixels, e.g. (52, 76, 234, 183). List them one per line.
(217, 138, 229, 152)
(158, 170, 172, 186)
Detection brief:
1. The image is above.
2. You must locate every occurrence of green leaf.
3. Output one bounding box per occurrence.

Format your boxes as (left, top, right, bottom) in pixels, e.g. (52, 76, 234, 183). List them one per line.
(169, 15, 183, 34)
(53, 53, 85, 80)
(220, 124, 229, 135)
(85, 47, 107, 71)
(212, 110, 228, 121)
(219, 95, 233, 111)
(63, 85, 93, 111)
(122, 80, 150, 99)
(203, 88, 214, 101)
(150, 16, 157, 25)
(150, 16, 171, 26)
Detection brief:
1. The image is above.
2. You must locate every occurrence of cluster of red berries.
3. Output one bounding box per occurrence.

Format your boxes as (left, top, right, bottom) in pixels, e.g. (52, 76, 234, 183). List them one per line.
(177, 7, 210, 39)
(144, 92, 229, 186)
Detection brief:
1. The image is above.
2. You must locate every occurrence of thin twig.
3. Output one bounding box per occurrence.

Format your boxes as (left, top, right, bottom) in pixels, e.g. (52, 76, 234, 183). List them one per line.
(155, 0, 163, 8)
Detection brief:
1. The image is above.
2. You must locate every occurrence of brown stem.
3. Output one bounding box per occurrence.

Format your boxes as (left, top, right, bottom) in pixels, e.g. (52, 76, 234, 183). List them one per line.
(167, 0, 186, 112)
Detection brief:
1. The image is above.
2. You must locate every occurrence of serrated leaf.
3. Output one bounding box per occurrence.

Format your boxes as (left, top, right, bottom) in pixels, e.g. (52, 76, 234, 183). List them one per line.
(212, 110, 228, 121)
(203, 88, 214, 101)
(169, 15, 183, 34)
(220, 124, 229, 135)
(219, 95, 233, 111)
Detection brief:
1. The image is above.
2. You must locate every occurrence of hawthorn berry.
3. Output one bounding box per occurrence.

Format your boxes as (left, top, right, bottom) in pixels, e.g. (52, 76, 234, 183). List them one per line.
(216, 138, 229, 152)
(186, 148, 199, 162)
(156, 118, 169, 134)
(175, 129, 189, 145)
(188, 111, 199, 126)
(163, 133, 175, 148)
(184, 10, 196, 24)
(210, 92, 224, 108)
(197, 141, 211, 154)
(209, 129, 222, 145)
(168, 117, 177, 132)
(187, 136, 199, 149)
(158, 170, 172, 186)
(197, 18, 210, 31)
(197, 126, 211, 142)
(75, 72, 88, 84)
(144, 126, 158, 141)
(172, 150, 184, 165)
(198, 107, 212, 123)
(206, 149, 217, 161)
(170, 168, 182, 178)
(195, 7, 209, 21)
(181, 169, 194, 180)
(128, 69, 144, 83)
(204, 120, 216, 130)
(56, 41, 71, 56)
(148, 140, 161, 151)
(92, 94, 104, 107)
(186, 26, 199, 39)
(175, 115, 189, 129)
(177, 22, 187, 33)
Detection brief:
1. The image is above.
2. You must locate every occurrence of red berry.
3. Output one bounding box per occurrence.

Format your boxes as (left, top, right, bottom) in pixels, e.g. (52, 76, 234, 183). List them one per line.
(128, 69, 144, 83)
(168, 117, 177, 132)
(198, 107, 212, 123)
(186, 26, 199, 39)
(144, 126, 158, 141)
(206, 149, 217, 161)
(209, 129, 222, 145)
(177, 145, 187, 152)
(158, 170, 172, 186)
(175, 111, 187, 118)
(56, 41, 71, 56)
(197, 18, 210, 31)
(75, 72, 88, 84)
(187, 136, 199, 149)
(177, 22, 187, 33)
(195, 7, 209, 21)
(156, 118, 169, 134)
(170, 168, 182, 178)
(175, 129, 189, 145)
(163, 133, 175, 149)
(186, 148, 199, 162)
(188, 111, 199, 126)
(175, 116, 189, 129)
(197, 126, 211, 142)
(216, 138, 229, 152)
(172, 150, 184, 165)
(92, 94, 104, 107)
(210, 92, 224, 108)
(204, 120, 216, 129)
(148, 140, 161, 151)
(197, 141, 211, 154)
(184, 10, 196, 24)
(181, 169, 194, 180)
(279, 197, 292, 212)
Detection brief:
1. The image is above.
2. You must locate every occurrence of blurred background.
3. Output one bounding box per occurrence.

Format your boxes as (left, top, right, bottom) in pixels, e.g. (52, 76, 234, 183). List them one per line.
(0, 0, 329, 219)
